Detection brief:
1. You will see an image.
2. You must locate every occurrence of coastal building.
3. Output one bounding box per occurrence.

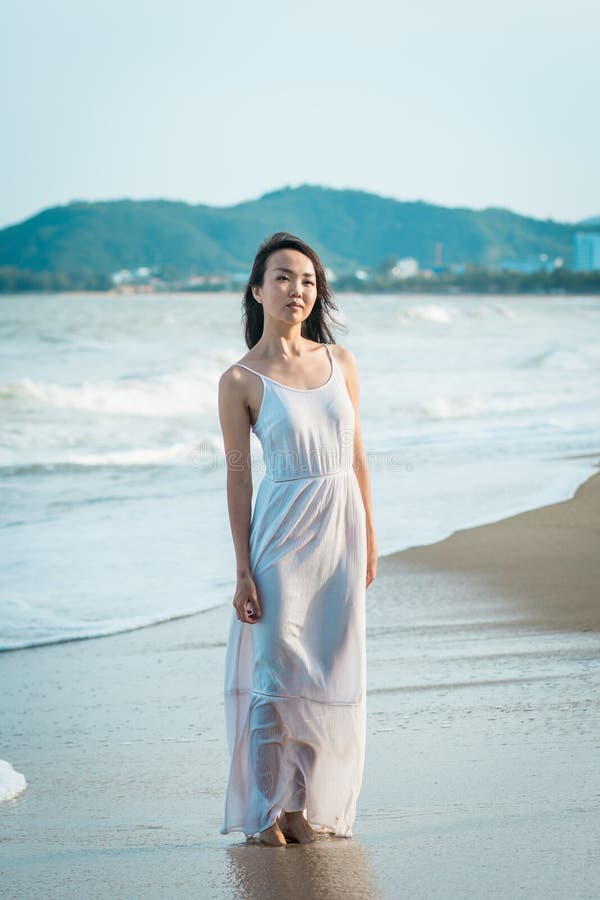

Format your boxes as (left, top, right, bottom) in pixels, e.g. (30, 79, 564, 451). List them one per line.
(573, 232, 600, 272)
(111, 266, 156, 285)
(391, 258, 419, 279)
(496, 254, 557, 274)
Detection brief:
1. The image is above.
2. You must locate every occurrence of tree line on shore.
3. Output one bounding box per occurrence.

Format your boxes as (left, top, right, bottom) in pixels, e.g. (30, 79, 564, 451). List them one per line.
(1, 264, 599, 295)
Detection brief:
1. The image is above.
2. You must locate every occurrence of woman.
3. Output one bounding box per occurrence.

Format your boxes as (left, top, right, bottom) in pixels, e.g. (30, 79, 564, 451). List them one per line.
(218, 232, 377, 846)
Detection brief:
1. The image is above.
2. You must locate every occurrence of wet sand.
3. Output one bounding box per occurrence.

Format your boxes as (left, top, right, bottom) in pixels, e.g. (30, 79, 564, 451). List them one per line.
(1, 467, 599, 898)
(392, 459, 600, 631)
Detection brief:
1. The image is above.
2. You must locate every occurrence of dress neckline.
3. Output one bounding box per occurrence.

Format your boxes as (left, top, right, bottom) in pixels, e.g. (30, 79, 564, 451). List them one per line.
(235, 344, 334, 393)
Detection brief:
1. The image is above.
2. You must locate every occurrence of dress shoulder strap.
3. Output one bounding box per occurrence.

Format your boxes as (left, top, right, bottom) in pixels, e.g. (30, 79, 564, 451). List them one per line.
(234, 344, 333, 387)
(233, 362, 266, 382)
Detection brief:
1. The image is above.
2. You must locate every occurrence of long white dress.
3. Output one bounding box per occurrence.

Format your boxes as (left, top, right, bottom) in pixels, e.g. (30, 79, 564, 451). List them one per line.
(220, 343, 367, 839)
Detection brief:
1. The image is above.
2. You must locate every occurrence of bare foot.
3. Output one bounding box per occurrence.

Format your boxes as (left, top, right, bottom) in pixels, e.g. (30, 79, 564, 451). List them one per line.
(279, 811, 316, 844)
(258, 818, 287, 847)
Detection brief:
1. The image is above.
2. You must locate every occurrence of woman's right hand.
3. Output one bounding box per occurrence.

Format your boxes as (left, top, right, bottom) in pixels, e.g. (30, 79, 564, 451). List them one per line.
(233, 573, 262, 624)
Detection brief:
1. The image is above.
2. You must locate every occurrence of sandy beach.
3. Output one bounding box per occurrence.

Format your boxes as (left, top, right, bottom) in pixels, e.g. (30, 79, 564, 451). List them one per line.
(1, 464, 599, 899)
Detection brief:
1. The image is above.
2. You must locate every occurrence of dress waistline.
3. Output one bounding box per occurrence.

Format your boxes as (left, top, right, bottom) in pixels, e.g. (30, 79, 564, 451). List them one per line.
(265, 467, 353, 484)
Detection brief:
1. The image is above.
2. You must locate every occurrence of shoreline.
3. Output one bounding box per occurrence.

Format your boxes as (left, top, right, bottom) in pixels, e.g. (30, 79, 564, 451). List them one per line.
(3, 457, 598, 655)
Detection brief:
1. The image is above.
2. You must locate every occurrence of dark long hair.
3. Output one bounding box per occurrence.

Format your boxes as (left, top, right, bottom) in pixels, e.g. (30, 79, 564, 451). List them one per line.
(242, 232, 345, 349)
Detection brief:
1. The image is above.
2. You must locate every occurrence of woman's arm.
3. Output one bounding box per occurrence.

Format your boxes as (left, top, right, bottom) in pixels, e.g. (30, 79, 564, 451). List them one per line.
(339, 347, 378, 588)
(218, 366, 262, 623)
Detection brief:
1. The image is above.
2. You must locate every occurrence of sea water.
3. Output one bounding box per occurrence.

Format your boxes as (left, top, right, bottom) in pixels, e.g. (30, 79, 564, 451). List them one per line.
(1, 292, 599, 651)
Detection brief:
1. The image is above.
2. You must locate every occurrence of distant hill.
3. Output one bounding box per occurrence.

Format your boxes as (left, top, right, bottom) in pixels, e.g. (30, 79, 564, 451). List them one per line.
(578, 216, 600, 227)
(0, 185, 581, 279)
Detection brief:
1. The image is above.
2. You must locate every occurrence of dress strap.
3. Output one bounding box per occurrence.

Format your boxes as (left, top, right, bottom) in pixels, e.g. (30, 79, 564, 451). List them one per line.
(233, 362, 266, 382)
(323, 343, 336, 379)
(234, 344, 333, 387)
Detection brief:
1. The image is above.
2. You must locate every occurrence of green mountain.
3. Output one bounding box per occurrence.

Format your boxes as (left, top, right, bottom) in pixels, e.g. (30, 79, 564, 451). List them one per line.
(0, 184, 581, 279)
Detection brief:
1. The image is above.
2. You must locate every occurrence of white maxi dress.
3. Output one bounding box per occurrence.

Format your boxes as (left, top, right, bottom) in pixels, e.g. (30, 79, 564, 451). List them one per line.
(220, 343, 367, 838)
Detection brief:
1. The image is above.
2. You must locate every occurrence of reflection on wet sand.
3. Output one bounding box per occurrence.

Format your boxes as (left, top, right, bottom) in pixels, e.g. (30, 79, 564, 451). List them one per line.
(226, 836, 381, 900)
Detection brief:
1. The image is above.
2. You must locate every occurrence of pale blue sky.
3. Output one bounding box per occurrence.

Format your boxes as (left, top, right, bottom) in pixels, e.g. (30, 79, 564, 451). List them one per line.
(2, 0, 598, 228)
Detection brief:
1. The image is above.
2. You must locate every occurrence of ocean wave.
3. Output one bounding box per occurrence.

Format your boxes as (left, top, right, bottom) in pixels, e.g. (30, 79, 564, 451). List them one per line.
(0, 362, 221, 416)
(0, 436, 227, 472)
(64, 442, 204, 467)
(390, 302, 519, 326)
(0, 603, 227, 653)
(398, 303, 461, 324)
(519, 347, 590, 371)
(418, 389, 581, 420)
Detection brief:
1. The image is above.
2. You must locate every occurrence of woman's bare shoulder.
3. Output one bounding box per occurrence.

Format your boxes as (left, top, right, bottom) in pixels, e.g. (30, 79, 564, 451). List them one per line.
(219, 360, 252, 393)
(329, 343, 358, 377)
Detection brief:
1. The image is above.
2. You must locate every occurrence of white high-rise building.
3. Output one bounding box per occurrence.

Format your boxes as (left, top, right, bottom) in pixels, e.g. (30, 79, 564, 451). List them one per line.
(391, 258, 419, 279)
(573, 232, 600, 272)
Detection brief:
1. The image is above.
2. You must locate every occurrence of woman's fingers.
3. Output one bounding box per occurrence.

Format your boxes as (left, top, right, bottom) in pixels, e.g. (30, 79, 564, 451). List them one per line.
(233, 586, 262, 623)
(247, 580, 262, 622)
(245, 593, 262, 622)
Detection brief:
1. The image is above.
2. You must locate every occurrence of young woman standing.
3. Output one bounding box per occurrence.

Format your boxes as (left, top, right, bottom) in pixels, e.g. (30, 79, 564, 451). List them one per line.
(218, 232, 377, 846)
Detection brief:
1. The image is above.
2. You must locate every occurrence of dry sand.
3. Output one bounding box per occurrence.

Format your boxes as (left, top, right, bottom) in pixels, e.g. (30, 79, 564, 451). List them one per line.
(1, 467, 599, 899)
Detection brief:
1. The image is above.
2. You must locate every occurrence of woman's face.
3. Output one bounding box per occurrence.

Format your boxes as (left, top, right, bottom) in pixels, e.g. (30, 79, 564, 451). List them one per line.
(253, 248, 318, 325)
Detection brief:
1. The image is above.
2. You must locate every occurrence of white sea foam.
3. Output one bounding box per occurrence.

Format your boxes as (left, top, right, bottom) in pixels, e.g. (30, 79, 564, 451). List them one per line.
(418, 388, 584, 421)
(0, 760, 27, 803)
(396, 303, 462, 324)
(63, 436, 226, 469)
(1, 362, 219, 416)
(0, 608, 215, 652)
(0, 434, 226, 470)
(388, 300, 523, 325)
(65, 442, 200, 467)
